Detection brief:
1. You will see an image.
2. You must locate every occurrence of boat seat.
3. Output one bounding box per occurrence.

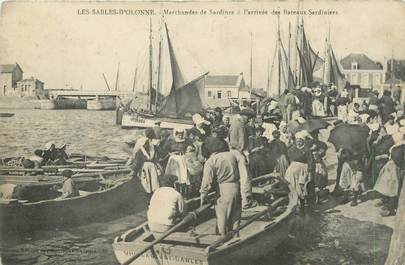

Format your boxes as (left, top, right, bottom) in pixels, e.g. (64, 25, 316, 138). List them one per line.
(162, 232, 220, 245)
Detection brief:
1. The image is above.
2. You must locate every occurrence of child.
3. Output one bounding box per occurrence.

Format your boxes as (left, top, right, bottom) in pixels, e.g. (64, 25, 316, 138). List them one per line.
(339, 159, 365, 206)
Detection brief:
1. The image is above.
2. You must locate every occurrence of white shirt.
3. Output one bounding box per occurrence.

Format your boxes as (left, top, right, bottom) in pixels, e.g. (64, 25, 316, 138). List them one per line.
(147, 187, 185, 226)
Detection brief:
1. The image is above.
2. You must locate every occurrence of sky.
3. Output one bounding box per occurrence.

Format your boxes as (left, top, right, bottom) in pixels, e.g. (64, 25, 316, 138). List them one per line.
(0, 0, 404, 92)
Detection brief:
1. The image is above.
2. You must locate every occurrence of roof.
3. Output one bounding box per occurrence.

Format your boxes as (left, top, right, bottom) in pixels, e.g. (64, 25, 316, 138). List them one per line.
(205, 75, 243, 87)
(0, 63, 23, 73)
(18, 77, 43, 83)
(340, 53, 383, 70)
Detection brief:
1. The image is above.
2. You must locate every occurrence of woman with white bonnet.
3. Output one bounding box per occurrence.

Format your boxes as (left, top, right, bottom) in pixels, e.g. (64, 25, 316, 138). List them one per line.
(374, 131, 405, 216)
(130, 128, 163, 201)
(190, 113, 210, 141)
(312, 87, 326, 118)
(163, 127, 194, 197)
(285, 130, 315, 207)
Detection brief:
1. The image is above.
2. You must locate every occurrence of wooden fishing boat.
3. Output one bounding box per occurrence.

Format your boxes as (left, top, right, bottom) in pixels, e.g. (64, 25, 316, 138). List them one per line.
(120, 21, 207, 130)
(0, 170, 148, 235)
(121, 113, 193, 130)
(0, 112, 15, 117)
(112, 176, 298, 265)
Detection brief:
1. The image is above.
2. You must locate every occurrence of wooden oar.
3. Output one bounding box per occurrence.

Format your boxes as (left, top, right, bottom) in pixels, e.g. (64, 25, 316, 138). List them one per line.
(121, 203, 213, 265)
(206, 196, 288, 252)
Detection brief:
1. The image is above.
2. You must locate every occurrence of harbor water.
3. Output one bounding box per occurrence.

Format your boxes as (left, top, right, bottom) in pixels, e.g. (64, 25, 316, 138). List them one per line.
(0, 109, 392, 265)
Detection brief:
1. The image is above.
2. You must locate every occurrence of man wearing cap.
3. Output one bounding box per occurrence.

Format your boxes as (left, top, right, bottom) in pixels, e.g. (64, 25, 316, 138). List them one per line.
(229, 109, 257, 209)
(60, 169, 79, 199)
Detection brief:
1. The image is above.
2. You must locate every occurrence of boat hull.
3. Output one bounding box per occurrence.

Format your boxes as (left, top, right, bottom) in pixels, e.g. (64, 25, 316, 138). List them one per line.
(0, 113, 15, 117)
(0, 176, 148, 235)
(87, 98, 117, 110)
(40, 98, 87, 110)
(112, 190, 298, 265)
(121, 113, 193, 130)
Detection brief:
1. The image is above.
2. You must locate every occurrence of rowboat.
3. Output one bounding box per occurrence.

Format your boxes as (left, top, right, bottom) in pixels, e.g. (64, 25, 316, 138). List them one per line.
(0, 112, 15, 117)
(0, 170, 148, 235)
(112, 176, 298, 265)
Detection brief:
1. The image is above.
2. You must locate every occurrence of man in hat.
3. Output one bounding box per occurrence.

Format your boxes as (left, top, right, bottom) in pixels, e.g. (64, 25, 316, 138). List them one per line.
(285, 89, 300, 122)
(212, 107, 224, 127)
(229, 108, 257, 209)
(59, 169, 79, 199)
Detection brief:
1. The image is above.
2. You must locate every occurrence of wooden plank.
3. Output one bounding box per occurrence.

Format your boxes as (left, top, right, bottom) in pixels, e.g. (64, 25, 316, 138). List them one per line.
(161, 232, 220, 245)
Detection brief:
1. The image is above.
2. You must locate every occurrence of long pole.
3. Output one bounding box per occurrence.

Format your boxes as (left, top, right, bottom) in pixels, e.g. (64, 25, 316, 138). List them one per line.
(390, 48, 394, 89)
(148, 18, 153, 112)
(250, 32, 253, 95)
(102, 73, 111, 91)
(115, 62, 120, 91)
(156, 18, 163, 113)
(277, 14, 281, 96)
(132, 68, 138, 93)
(287, 22, 291, 90)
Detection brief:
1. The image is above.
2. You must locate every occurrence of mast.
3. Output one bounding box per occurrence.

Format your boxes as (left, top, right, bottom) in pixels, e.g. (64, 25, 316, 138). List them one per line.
(390, 48, 394, 89)
(148, 18, 153, 112)
(250, 32, 253, 95)
(287, 21, 291, 91)
(102, 73, 111, 91)
(132, 68, 138, 93)
(277, 14, 281, 96)
(114, 62, 120, 91)
(155, 18, 163, 113)
(294, 0, 301, 84)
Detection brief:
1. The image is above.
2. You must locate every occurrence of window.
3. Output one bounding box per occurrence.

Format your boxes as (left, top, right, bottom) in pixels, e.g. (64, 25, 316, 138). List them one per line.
(351, 62, 358, 70)
(361, 73, 369, 88)
(227, 91, 232, 98)
(373, 73, 381, 85)
(351, 73, 358, 84)
(217, 90, 222, 99)
(207, 91, 212, 98)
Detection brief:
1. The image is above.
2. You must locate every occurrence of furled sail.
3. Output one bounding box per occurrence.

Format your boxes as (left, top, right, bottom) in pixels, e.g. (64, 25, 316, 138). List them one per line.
(296, 24, 324, 87)
(268, 30, 295, 97)
(323, 38, 347, 90)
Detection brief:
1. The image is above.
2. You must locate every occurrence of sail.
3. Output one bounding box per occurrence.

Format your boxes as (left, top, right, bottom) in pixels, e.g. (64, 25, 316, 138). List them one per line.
(268, 36, 295, 97)
(323, 39, 347, 90)
(309, 43, 324, 72)
(296, 24, 324, 86)
(157, 23, 207, 118)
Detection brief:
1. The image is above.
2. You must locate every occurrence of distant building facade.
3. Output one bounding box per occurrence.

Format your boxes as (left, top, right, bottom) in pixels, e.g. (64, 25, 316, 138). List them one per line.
(340, 53, 385, 90)
(204, 73, 246, 101)
(17, 77, 45, 98)
(0, 63, 23, 96)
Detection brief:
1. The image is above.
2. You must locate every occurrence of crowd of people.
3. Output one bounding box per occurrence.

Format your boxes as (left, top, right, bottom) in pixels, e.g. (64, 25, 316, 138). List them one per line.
(124, 84, 405, 237)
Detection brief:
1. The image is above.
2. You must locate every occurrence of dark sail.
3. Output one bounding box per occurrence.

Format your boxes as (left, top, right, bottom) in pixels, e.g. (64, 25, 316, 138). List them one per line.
(157, 23, 207, 118)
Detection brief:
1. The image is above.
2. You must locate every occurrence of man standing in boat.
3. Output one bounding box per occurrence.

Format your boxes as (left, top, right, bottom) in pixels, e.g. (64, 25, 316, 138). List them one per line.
(200, 142, 241, 236)
(229, 108, 257, 209)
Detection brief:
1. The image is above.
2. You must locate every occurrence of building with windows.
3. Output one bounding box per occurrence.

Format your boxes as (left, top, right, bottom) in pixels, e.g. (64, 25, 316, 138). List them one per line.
(204, 73, 250, 107)
(204, 73, 246, 100)
(17, 77, 45, 98)
(0, 63, 23, 96)
(340, 53, 385, 90)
